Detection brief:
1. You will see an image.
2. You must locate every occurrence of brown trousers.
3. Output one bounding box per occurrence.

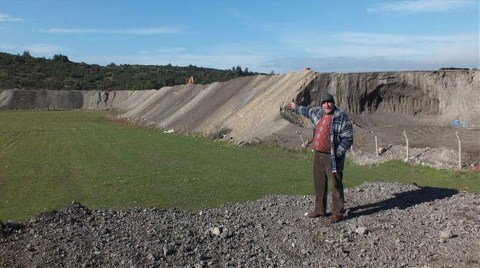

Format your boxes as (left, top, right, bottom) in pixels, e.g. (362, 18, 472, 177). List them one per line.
(313, 151, 344, 215)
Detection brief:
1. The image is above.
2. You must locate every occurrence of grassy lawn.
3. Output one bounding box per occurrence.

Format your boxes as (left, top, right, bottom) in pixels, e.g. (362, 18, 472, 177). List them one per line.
(1, 110, 478, 222)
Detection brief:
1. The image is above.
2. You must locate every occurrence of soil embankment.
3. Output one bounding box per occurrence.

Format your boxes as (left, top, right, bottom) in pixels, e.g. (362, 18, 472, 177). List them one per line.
(1, 70, 479, 168)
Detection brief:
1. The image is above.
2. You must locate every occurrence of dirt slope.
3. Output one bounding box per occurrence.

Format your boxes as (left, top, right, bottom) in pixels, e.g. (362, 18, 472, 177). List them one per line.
(80, 71, 317, 144)
(1, 70, 479, 168)
(83, 70, 479, 168)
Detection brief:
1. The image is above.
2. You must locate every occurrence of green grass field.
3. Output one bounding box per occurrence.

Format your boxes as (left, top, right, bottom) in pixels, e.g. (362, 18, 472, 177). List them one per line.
(1, 110, 478, 222)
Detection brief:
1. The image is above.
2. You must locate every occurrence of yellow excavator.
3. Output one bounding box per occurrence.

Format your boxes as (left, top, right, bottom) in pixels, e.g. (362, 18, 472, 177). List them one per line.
(185, 76, 194, 85)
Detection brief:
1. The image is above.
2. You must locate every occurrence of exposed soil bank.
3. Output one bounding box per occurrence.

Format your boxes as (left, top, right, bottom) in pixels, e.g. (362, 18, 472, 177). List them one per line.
(1, 70, 478, 169)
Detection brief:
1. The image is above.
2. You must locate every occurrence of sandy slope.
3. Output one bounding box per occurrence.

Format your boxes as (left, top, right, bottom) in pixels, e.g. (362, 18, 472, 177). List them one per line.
(81, 70, 479, 169)
(1, 70, 479, 168)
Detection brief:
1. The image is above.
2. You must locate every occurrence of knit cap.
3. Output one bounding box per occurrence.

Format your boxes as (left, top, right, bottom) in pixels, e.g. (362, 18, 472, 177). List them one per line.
(320, 92, 335, 104)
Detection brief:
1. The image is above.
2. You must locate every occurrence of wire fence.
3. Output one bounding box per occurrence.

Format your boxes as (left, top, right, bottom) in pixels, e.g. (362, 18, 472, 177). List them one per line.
(359, 130, 464, 170)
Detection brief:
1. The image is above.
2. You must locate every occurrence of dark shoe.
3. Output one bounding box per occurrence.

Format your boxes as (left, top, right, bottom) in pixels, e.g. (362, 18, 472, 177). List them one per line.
(330, 214, 344, 223)
(306, 211, 325, 218)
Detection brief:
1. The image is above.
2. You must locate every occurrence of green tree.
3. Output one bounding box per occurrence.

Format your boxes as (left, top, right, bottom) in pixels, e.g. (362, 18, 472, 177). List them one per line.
(0, 52, 265, 91)
(53, 54, 69, 62)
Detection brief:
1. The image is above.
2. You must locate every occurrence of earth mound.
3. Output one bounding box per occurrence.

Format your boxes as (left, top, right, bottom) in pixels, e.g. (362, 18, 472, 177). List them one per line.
(1, 70, 478, 169)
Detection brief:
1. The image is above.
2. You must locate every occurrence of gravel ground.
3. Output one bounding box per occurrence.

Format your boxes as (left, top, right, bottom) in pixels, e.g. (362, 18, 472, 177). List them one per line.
(1, 182, 479, 268)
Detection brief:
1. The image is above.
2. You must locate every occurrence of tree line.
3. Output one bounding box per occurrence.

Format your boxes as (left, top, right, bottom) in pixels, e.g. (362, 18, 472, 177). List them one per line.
(0, 51, 265, 90)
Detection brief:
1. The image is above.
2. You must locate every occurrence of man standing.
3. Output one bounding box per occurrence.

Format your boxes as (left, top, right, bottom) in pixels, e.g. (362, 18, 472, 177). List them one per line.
(288, 92, 353, 223)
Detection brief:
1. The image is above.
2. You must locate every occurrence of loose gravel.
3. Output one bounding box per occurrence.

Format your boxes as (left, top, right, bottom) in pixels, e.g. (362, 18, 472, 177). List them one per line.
(2, 182, 479, 267)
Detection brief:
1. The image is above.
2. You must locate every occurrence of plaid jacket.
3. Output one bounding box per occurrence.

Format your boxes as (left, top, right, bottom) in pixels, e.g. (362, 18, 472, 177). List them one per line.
(296, 105, 354, 173)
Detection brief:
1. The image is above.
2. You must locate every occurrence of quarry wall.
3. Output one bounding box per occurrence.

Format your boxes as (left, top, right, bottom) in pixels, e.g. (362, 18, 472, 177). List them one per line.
(1, 70, 478, 147)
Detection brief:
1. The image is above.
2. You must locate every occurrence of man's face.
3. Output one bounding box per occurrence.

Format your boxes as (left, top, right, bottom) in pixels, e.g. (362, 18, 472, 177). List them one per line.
(322, 101, 334, 115)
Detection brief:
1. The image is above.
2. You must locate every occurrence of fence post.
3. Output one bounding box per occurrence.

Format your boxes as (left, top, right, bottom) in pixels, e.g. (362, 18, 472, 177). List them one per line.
(375, 135, 379, 157)
(455, 132, 462, 170)
(403, 131, 409, 162)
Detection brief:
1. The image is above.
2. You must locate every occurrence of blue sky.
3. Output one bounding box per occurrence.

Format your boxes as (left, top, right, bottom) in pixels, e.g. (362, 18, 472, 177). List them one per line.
(1, 0, 478, 74)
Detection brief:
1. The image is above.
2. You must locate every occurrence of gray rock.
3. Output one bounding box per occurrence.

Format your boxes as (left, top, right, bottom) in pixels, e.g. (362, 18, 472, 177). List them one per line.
(1, 182, 479, 267)
(439, 229, 454, 239)
(355, 226, 369, 235)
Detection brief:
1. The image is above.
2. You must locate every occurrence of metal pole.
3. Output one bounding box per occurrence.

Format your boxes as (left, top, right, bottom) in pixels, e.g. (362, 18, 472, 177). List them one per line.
(455, 132, 462, 170)
(375, 135, 379, 157)
(403, 131, 409, 162)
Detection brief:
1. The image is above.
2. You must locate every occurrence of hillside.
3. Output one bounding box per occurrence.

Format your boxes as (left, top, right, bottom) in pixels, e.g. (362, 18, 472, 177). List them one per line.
(0, 51, 261, 90)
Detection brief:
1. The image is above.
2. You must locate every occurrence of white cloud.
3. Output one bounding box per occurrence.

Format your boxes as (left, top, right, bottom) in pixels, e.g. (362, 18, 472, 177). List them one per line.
(283, 31, 478, 60)
(367, 0, 475, 13)
(0, 43, 68, 57)
(261, 52, 478, 74)
(120, 41, 276, 71)
(140, 48, 186, 55)
(327, 32, 478, 59)
(270, 30, 479, 73)
(24, 43, 66, 55)
(0, 13, 22, 22)
(0, 43, 66, 55)
(102, 52, 266, 70)
(0, 43, 15, 50)
(334, 32, 413, 45)
(78, 44, 272, 73)
(79, 30, 478, 74)
(42, 27, 185, 35)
